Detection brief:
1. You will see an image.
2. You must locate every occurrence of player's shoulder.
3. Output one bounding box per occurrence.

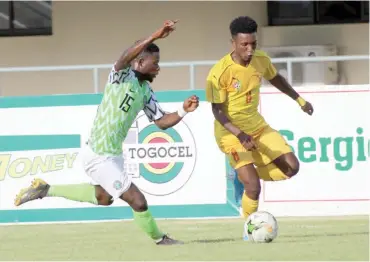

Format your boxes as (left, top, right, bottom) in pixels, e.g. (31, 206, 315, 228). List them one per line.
(208, 53, 234, 79)
(144, 85, 159, 103)
(146, 85, 155, 96)
(108, 63, 134, 85)
(253, 49, 272, 61)
(111, 62, 132, 74)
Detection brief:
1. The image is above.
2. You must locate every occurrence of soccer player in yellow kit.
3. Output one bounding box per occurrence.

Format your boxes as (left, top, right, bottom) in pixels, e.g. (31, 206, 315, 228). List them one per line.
(206, 16, 314, 219)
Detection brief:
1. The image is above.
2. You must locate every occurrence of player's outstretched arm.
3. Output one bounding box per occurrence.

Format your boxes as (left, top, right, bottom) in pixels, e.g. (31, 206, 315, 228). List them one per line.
(268, 73, 314, 116)
(154, 95, 199, 130)
(114, 20, 178, 71)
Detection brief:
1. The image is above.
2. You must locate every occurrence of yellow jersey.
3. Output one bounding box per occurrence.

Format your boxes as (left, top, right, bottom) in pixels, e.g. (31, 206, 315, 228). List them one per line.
(206, 50, 277, 139)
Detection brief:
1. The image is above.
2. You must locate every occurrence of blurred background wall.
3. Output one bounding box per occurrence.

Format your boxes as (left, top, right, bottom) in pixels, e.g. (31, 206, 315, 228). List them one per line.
(0, 1, 368, 96)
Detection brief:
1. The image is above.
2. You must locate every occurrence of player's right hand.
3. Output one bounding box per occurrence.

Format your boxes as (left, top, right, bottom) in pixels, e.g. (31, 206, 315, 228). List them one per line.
(236, 132, 257, 151)
(152, 20, 178, 39)
(301, 101, 314, 116)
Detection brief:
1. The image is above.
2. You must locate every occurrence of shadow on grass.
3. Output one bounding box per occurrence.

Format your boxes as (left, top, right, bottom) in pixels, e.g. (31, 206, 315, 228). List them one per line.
(188, 231, 368, 244)
(281, 231, 368, 239)
(188, 237, 239, 244)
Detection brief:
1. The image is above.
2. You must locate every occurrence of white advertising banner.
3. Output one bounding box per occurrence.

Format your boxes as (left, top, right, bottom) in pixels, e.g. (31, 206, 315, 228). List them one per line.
(0, 86, 368, 223)
(258, 87, 369, 216)
(0, 102, 227, 211)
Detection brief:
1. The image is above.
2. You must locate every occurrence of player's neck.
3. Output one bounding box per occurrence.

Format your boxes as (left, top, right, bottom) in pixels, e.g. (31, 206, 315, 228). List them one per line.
(133, 70, 151, 84)
(230, 52, 251, 67)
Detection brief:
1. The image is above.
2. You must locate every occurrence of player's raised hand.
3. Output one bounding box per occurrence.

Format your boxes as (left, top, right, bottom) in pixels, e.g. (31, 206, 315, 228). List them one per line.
(152, 20, 179, 39)
(301, 101, 314, 115)
(237, 132, 257, 151)
(183, 95, 199, 113)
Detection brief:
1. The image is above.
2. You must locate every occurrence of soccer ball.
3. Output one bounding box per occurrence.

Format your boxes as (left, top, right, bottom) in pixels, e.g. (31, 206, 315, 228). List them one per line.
(243, 211, 278, 243)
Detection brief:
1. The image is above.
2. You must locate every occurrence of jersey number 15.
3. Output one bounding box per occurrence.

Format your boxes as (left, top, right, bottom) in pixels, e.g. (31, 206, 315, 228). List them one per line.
(119, 93, 135, 112)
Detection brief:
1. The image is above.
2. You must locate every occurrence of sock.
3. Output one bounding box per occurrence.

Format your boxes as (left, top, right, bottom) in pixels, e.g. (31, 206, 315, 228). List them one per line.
(47, 184, 98, 205)
(133, 209, 164, 241)
(256, 163, 290, 181)
(241, 193, 259, 218)
(233, 170, 244, 207)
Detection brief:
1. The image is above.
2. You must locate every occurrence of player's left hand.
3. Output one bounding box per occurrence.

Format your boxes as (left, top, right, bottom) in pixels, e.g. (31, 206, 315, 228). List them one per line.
(152, 20, 179, 39)
(301, 101, 314, 115)
(183, 95, 199, 112)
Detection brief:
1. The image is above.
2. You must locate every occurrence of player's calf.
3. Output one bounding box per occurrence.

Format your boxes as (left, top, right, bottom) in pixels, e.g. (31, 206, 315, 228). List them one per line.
(119, 183, 183, 245)
(14, 179, 100, 207)
(237, 164, 261, 200)
(237, 164, 261, 218)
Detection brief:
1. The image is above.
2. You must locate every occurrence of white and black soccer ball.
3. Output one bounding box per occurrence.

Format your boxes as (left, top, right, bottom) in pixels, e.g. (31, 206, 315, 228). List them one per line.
(244, 211, 278, 243)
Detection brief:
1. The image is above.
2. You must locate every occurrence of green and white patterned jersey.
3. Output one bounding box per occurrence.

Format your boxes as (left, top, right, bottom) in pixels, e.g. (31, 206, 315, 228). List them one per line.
(89, 65, 165, 156)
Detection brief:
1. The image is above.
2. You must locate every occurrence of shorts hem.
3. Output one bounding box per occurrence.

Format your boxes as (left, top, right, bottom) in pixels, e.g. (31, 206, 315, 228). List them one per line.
(233, 160, 254, 170)
(111, 180, 132, 200)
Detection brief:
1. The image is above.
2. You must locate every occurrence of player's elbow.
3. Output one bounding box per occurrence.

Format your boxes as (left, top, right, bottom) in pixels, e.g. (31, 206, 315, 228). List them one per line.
(212, 107, 224, 122)
(212, 103, 223, 114)
(211, 106, 219, 117)
(154, 120, 168, 130)
(158, 125, 168, 130)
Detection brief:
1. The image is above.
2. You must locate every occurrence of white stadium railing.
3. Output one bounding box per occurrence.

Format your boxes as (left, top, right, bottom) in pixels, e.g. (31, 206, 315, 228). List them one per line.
(0, 55, 368, 93)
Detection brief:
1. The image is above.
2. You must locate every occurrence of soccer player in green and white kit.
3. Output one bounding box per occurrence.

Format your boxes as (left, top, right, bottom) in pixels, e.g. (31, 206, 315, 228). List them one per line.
(14, 20, 199, 245)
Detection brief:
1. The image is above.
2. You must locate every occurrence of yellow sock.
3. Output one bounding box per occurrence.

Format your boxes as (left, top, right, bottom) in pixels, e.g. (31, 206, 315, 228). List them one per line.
(241, 193, 259, 218)
(256, 163, 290, 181)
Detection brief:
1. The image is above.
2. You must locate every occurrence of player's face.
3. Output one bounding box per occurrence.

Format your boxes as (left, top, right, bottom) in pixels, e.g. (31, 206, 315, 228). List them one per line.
(140, 52, 160, 82)
(232, 33, 257, 63)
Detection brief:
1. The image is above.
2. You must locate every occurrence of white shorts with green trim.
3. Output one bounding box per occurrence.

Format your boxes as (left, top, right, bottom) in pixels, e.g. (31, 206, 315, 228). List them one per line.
(80, 145, 131, 199)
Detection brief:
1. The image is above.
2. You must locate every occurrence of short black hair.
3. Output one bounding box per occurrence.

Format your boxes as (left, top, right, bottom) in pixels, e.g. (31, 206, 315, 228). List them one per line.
(145, 43, 160, 53)
(136, 43, 160, 60)
(229, 16, 258, 37)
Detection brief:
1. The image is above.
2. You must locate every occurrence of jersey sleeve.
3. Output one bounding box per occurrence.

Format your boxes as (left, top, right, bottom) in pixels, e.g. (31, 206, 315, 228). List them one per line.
(263, 56, 278, 81)
(205, 70, 227, 104)
(107, 63, 132, 84)
(143, 89, 166, 122)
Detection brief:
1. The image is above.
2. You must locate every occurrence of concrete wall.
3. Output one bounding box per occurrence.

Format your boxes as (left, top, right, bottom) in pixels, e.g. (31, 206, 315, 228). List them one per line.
(0, 1, 368, 96)
(0, 1, 267, 96)
(261, 23, 369, 86)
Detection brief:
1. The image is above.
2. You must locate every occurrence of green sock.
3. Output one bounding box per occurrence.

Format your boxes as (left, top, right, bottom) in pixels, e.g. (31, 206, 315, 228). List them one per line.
(133, 210, 164, 241)
(47, 184, 98, 205)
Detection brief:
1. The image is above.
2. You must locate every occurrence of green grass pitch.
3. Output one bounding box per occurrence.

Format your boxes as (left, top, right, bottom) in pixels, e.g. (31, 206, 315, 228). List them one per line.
(0, 215, 368, 261)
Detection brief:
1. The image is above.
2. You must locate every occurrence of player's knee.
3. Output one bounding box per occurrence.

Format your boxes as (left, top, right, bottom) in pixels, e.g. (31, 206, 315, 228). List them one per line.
(95, 186, 113, 206)
(285, 158, 300, 178)
(120, 183, 148, 211)
(96, 193, 113, 206)
(276, 153, 300, 178)
(131, 197, 148, 212)
(156, 123, 168, 130)
(126, 188, 148, 212)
